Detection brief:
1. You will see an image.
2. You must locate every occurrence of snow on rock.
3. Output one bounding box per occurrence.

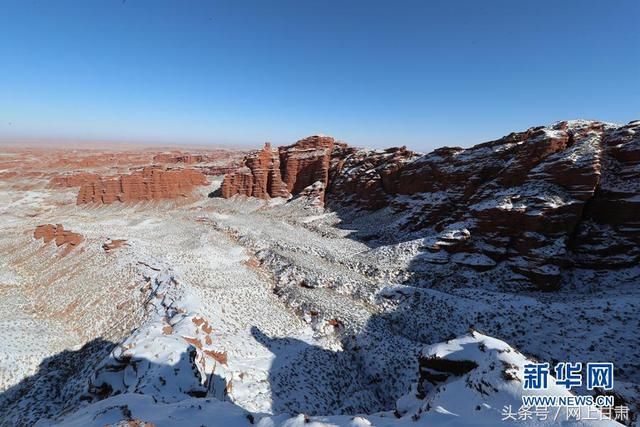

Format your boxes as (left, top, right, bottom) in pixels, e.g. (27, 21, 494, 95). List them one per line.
(36, 394, 252, 427)
(395, 331, 623, 426)
(220, 120, 640, 291)
(45, 332, 625, 426)
(329, 120, 640, 291)
(2, 121, 638, 427)
(87, 267, 231, 404)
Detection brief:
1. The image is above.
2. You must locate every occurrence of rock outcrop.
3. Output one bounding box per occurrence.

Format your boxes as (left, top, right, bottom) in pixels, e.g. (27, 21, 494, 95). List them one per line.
(331, 120, 640, 290)
(279, 135, 337, 194)
(34, 224, 83, 248)
(221, 136, 341, 201)
(298, 181, 326, 209)
(153, 151, 246, 176)
(77, 167, 207, 205)
(221, 120, 640, 290)
(328, 145, 417, 209)
(154, 153, 209, 164)
(221, 143, 289, 199)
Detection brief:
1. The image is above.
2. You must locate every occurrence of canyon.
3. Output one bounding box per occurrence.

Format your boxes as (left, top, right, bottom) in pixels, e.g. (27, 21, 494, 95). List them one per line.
(0, 121, 638, 427)
(222, 120, 640, 291)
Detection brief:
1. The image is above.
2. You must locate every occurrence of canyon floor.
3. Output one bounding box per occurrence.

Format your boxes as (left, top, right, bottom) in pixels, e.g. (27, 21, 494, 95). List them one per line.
(0, 142, 637, 426)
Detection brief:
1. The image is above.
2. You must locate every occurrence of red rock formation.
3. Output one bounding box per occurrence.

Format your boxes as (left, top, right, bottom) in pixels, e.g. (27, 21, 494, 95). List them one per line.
(77, 167, 207, 205)
(329, 120, 640, 290)
(221, 166, 255, 198)
(221, 136, 340, 200)
(34, 224, 83, 248)
(196, 165, 242, 176)
(279, 135, 337, 194)
(221, 143, 289, 199)
(221, 120, 640, 290)
(154, 153, 208, 164)
(47, 152, 153, 169)
(153, 151, 246, 170)
(328, 145, 417, 209)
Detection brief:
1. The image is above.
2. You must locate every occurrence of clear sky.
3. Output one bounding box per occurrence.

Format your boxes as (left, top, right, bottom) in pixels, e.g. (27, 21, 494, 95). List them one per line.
(1, 0, 638, 151)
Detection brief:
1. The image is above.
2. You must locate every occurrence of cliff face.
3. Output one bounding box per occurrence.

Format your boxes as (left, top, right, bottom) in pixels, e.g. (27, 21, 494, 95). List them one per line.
(221, 136, 342, 201)
(330, 120, 640, 290)
(278, 136, 337, 194)
(77, 167, 207, 205)
(220, 143, 289, 198)
(221, 120, 640, 290)
(327, 145, 418, 209)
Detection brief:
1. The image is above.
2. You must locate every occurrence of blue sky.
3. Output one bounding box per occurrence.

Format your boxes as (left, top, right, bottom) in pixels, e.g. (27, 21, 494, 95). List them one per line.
(1, 0, 638, 151)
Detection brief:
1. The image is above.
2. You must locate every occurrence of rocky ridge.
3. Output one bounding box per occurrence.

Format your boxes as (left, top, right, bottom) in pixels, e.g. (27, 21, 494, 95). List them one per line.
(153, 151, 245, 176)
(1, 134, 637, 427)
(76, 167, 207, 205)
(222, 120, 640, 290)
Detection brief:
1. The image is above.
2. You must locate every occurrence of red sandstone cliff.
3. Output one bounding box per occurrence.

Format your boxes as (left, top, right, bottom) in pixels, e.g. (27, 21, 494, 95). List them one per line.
(221, 143, 289, 199)
(279, 135, 337, 194)
(221, 136, 341, 201)
(221, 120, 640, 290)
(77, 167, 207, 205)
(329, 120, 640, 290)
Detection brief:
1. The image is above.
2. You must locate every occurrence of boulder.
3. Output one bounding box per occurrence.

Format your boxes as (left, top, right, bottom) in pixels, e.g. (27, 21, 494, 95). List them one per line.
(102, 239, 128, 251)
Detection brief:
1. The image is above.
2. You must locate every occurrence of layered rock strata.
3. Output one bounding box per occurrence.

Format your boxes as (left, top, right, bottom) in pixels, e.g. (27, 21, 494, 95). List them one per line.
(77, 167, 207, 205)
(222, 120, 640, 290)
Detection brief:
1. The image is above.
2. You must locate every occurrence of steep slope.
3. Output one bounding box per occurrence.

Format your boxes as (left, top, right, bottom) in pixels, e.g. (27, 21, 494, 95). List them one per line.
(222, 120, 640, 291)
(330, 120, 640, 291)
(221, 143, 289, 199)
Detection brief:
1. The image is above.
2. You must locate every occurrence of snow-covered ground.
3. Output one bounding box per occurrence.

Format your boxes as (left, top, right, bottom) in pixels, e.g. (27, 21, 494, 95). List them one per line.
(0, 174, 636, 426)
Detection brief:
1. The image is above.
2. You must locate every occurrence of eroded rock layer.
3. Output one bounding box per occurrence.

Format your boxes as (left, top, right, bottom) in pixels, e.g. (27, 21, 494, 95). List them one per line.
(222, 120, 640, 290)
(152, 151, 246, 176)
(331, 120, 640, 290)
(221, 136, 342, 201)
(77, 167, 207, 205)
(34, 224, 83, 248)
(279, 135, 338, 194)
(221, 143, 289, 198)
